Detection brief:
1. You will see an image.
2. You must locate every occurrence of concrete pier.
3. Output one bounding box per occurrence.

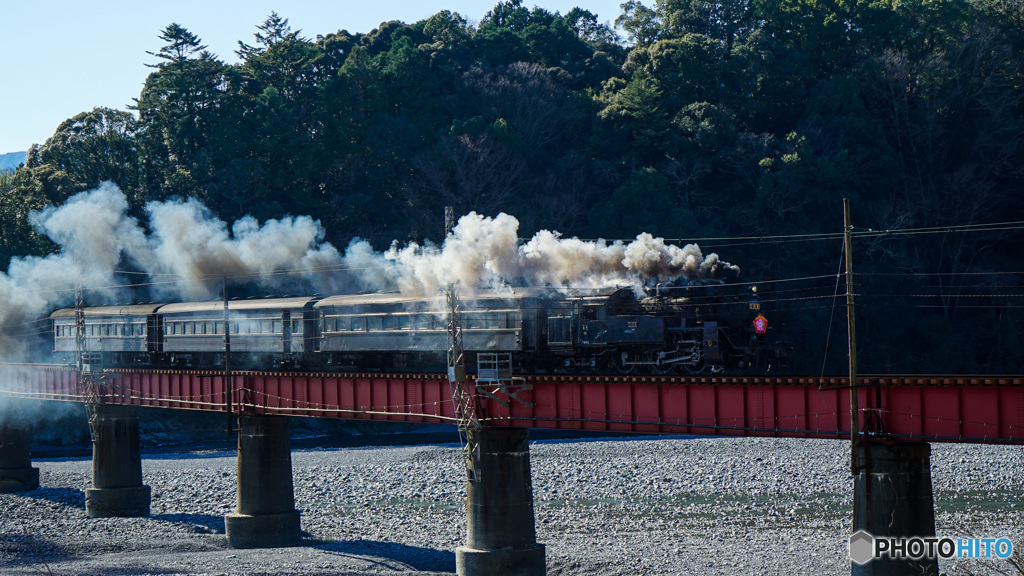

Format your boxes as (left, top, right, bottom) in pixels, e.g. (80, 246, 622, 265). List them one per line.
(86, 404, 151, 517)
(0, 424, 40, 493)
(852, 442, 938, 576)
(457, 427, 545, 576)
(225, 415, 301, 548)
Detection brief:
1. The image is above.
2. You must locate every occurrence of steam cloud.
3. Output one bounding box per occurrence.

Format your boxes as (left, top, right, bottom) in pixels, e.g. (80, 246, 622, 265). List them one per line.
(0, 182, 739, 359)
(343, 214, 740, 297)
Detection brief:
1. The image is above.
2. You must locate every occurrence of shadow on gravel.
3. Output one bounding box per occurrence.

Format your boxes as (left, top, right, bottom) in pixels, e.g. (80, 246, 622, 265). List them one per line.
(0, 534, 78, 567)
(151, 512, 226, 534)
(311, 539, 455, 573)
(17, 486, 85, 510)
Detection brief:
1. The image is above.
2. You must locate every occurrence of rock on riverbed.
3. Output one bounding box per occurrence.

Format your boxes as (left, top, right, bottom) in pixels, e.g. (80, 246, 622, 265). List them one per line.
(1, 436, 1022, 575)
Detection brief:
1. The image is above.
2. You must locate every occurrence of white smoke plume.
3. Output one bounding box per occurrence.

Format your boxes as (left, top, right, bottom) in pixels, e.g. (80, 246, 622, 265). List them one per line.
(0, 182, 739, 359)
(342, 212, 740, 296)
(0, 183, 140, 358)
(132, 197, 342, 300)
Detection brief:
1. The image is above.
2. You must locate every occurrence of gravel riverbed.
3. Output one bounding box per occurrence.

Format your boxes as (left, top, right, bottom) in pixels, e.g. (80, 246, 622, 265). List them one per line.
(2, 436, 1022, 575)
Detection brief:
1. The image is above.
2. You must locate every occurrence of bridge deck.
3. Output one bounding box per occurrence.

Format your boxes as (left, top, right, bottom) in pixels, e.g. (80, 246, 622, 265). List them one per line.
(2, 365, 1022, 444)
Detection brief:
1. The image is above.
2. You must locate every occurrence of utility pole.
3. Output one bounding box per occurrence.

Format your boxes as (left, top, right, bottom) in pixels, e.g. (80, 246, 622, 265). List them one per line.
(445, 207, 481, 481)
(75, 284, 101, 441)
(223, 276, 235, 435)
(844, 198, 860, 475)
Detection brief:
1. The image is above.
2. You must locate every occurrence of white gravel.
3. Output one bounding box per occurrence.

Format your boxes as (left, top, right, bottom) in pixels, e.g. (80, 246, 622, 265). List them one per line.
(1, 436, 1022, 575)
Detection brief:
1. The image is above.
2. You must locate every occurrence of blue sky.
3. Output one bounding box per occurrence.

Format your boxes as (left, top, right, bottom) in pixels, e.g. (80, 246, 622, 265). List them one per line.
(0, 0, 625, 154)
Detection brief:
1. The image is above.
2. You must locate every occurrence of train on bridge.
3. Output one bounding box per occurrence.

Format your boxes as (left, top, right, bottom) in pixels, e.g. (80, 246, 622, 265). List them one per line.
(49, 284, 785, 375)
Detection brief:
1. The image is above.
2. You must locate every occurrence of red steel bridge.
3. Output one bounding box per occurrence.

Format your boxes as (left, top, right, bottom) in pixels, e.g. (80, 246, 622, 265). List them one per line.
(1, 364, 1023, 444)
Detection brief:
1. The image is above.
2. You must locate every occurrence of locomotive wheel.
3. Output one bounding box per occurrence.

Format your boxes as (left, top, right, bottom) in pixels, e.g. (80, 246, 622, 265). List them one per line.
(683, 361, 707, 374)
(682, 344, 706, 374)
(614, 352, 636, 374)
(616, 362, 637, 374)
(651, 356, 672, 374)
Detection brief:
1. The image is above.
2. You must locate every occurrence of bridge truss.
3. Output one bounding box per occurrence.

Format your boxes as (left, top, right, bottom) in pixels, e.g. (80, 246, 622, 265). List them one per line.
(1, 365, 1022, 444)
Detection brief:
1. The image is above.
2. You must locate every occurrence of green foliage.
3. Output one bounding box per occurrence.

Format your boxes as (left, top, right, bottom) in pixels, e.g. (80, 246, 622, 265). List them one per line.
(617, 0, 662, 46)
(589, 167, 700, 238)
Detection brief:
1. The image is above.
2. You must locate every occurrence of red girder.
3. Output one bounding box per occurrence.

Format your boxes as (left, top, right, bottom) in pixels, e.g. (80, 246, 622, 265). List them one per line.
(2, 365, 1022, 444)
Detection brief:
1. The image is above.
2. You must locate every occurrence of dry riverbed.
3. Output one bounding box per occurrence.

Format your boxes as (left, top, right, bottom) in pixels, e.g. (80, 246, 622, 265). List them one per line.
(2, 436, 1022, 575)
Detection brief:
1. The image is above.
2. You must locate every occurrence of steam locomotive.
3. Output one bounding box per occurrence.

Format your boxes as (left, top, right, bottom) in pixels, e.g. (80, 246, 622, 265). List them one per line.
(50, 284, 785, 374)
